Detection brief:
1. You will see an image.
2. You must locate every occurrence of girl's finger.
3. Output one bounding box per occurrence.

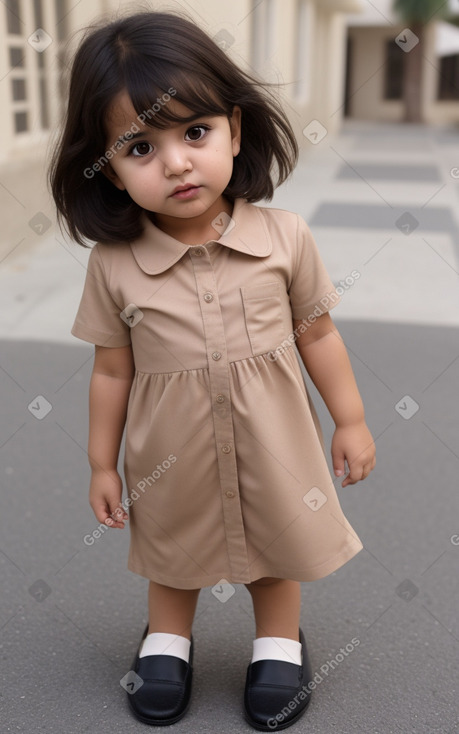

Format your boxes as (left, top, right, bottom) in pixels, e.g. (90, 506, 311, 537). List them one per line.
(94, 505, 121, 527)
(332, 452, 346, 477)
(91, 501, 112, 525)
(106, 516, 126, 528)
(343, 463, 363, 486)
(362, 463, 372, 479)
(108, 504, 129, 528)
(111, 506, 128, 520)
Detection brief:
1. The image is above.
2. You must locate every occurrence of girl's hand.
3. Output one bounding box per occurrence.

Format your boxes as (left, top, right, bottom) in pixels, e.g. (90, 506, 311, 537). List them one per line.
(89, 468, 129, 528)
(331, 421, 376, 488)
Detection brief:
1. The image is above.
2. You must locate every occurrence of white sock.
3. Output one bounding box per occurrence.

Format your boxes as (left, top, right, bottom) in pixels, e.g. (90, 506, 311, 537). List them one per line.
(251, 636, 302, 665)
(139, 632, 191, 662)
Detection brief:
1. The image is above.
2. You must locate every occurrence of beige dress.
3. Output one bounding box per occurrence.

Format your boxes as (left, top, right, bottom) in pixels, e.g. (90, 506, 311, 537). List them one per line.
(72, 198, 363, 589)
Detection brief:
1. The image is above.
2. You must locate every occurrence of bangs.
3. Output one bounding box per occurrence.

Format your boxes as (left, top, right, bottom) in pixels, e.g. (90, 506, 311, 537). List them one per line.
(122, 57, 230, 129)
(50, 11, 298, 247)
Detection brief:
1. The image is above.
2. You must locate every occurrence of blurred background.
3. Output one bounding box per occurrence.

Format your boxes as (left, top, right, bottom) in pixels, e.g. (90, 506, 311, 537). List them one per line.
(2, 3, 459, 734)
(2, 0, 459, 262)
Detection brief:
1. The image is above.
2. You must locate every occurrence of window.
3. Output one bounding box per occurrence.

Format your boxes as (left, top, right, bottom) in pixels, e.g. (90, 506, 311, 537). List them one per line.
(12, 78, 26, 101)
(438, 55, 459, 100)
(384, 40, 403, 100)
(9, 47, 24, 67)
(6, 0, 22, 35)
(14, 111, 28, 133)
(4, 0, 52, 136)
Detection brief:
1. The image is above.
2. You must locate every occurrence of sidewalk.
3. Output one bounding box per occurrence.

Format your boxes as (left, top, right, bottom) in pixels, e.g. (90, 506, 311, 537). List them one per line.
(276, 119, 459, 327)
(1, 122, 459, 734)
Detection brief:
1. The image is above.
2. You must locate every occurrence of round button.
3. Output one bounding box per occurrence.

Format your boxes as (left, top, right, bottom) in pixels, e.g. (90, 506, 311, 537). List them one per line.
(203, 292, 213, 302)
(221, 444, 232, 454)
(216, 394, 225, 403)
(225, 491, 235, 498)
(192, 247, 204, 256)
(212, 351, 222, 361)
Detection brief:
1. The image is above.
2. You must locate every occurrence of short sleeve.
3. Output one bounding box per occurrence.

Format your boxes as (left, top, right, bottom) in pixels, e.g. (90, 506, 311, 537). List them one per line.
(71, 245, 131, 348)
(288, 215, 341, 321)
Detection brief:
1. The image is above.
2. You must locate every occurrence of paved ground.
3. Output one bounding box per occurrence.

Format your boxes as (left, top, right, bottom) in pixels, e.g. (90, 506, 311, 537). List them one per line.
(1, 121, 459, 734)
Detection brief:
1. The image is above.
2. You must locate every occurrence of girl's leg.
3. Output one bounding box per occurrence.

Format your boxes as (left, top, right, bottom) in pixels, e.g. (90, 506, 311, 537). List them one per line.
(148, 580, 200, 640)
(243, 578, 312, 730)
(245, 577, 301, 640)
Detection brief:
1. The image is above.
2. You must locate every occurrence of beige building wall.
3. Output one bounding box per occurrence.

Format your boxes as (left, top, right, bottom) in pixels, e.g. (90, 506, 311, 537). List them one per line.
(347, 25, 404, 122)
(422, 24, 459, 125)
(0, 0, 362, 258)
(347, 22, 459, 124)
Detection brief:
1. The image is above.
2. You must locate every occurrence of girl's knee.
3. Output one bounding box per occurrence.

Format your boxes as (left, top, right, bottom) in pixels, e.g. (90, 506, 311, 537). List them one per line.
(245, 576, 281, 589)
(148, 580, 200, 597)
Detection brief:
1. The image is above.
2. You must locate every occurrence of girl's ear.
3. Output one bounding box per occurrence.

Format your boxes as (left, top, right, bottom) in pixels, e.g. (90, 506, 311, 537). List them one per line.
(230, 105, 242, 157)
(102, 163, 126, 191)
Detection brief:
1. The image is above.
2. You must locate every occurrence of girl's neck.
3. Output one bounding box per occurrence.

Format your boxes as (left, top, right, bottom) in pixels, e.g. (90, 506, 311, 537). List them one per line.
(149, 195, 234, 246)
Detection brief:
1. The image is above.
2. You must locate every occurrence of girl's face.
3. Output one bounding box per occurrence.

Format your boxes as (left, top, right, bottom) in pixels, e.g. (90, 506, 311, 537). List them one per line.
(103, 90, 241, 239)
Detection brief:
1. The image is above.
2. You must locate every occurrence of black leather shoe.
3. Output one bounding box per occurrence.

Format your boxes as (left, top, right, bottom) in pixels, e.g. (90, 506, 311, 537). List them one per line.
(244, 628, 313, 731)
(126, 624, 193, 726)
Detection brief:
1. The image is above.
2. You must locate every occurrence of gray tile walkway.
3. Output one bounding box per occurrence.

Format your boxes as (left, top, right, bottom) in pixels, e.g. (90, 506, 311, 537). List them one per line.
(336, 163, 441, 181)
(309, 202, 456, 234)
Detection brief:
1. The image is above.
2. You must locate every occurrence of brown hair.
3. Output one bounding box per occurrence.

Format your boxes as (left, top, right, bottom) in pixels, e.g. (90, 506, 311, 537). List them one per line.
(49, 11, 298, 246)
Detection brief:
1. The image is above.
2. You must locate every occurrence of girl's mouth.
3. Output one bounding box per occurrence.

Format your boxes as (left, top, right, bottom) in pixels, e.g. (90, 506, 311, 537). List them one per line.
(171, 185, 201, 200)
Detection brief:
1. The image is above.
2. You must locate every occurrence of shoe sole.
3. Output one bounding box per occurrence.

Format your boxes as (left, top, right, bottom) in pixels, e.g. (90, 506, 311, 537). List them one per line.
(244, 695, 311, 731)
(127, 694, 192, 727)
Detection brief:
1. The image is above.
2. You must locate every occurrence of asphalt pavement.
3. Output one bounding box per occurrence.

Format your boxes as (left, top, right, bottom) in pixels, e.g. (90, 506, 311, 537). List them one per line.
(1, 121, 459, 734)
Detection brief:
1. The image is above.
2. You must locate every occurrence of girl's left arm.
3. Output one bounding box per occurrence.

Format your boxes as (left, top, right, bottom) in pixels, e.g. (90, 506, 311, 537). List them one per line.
(293, 312, 376, 487)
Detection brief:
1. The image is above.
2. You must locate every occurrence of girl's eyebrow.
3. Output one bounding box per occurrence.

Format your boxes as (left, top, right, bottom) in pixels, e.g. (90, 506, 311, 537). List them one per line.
(117, 131, 146, 144)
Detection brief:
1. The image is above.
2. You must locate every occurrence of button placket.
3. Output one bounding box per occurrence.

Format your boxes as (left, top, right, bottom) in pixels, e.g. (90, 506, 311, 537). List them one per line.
(189, 246, 251, 582)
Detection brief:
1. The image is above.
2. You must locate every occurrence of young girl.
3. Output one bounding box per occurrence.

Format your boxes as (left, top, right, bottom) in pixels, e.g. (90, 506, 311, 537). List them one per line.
(50, 10, 375, 731)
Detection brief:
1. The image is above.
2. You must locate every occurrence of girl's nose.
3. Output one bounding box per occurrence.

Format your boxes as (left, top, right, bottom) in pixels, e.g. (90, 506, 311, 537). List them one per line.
(162, 145, 192, 177)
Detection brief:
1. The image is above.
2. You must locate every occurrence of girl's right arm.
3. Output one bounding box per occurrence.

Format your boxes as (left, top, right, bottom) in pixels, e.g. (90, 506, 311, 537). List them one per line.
(88, 344, 135, 529)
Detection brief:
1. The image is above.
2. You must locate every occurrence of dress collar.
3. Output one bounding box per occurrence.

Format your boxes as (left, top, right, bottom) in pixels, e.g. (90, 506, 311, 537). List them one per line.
(130, 198, 272, 275)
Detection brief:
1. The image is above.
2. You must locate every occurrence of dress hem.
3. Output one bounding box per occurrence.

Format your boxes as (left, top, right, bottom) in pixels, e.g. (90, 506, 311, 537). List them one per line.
(127, 538, 364, 590)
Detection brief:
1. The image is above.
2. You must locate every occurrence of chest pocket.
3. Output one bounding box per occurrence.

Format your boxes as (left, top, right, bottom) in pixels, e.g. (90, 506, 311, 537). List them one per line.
(241, 281, 286, 356)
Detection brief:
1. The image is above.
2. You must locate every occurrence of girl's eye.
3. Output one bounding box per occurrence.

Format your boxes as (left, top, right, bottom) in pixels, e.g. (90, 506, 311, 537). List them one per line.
(130, 142, 153, 157)
(185, 125, 209, 142)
